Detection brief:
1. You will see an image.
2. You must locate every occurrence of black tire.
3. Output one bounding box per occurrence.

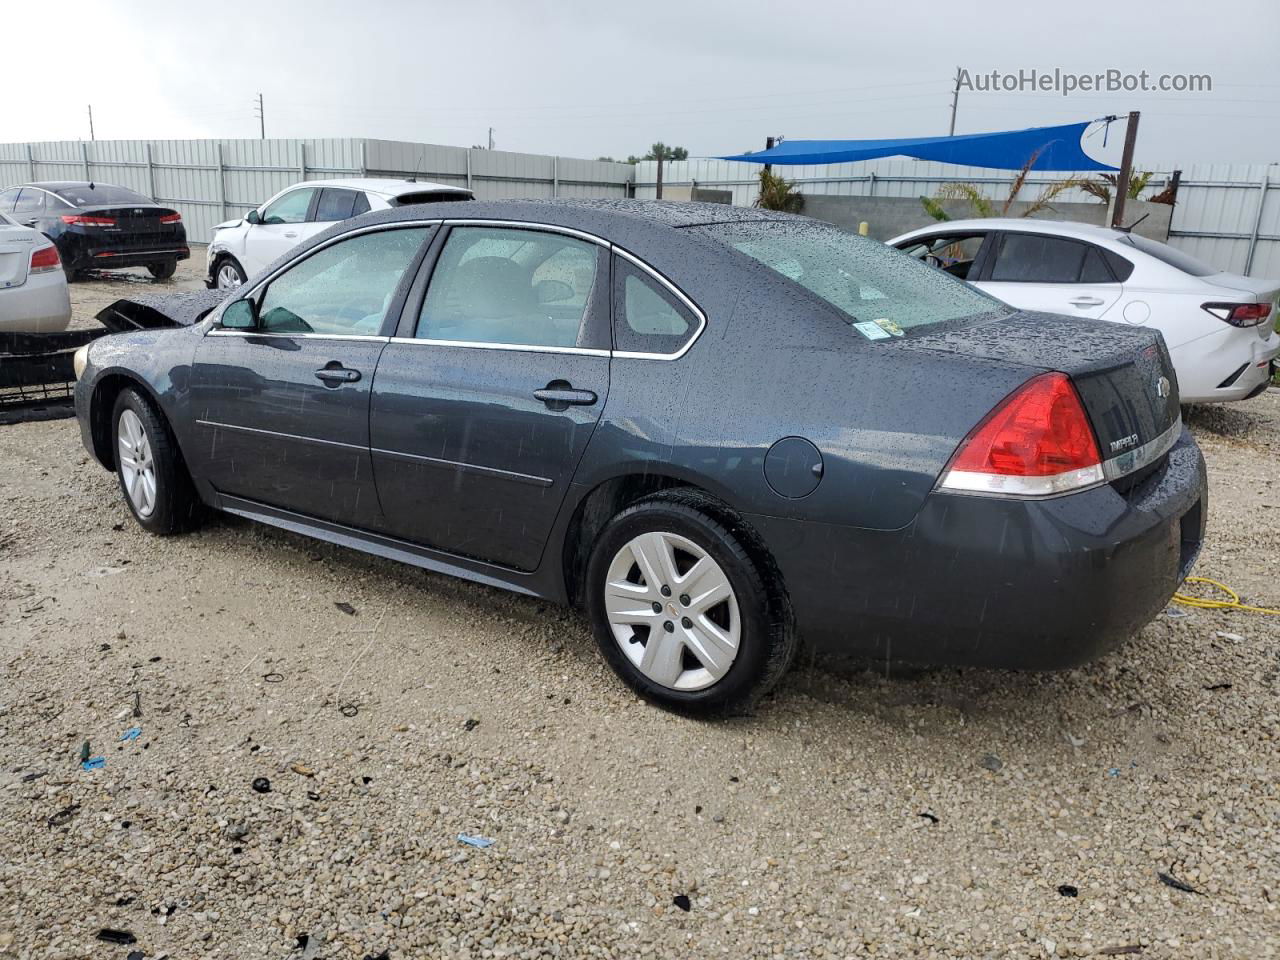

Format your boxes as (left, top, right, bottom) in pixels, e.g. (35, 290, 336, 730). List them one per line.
(111, 387, 201, 535)
(212, 256, 246, 290)
(147, 261, 177, 280)
(63, 265, 84, 283)
(584, 489, 795, 714)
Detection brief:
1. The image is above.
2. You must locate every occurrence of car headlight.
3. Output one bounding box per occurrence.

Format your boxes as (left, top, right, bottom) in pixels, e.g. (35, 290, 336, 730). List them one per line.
(73, 345, 89, 381)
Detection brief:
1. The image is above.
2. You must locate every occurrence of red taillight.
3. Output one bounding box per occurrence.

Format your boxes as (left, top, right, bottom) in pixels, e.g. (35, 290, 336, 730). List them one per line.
(1202, 301, 1273, 327)
(160, 212, 182, 224)
(61, 214, 116, 227)
(939, 372, 1104, 497)
(29, 244, 61, 273)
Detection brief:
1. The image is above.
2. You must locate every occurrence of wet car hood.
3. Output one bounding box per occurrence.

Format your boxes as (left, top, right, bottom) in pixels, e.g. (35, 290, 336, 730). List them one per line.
(97, 289, 228, 332)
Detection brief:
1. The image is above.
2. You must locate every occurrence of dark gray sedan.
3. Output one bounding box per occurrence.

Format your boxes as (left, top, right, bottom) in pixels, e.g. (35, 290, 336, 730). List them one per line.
(74, 200, 1206, 712)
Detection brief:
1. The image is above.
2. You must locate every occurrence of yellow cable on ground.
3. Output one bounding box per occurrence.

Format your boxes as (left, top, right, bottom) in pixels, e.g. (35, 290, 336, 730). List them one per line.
(1172, 576, 1280, 615)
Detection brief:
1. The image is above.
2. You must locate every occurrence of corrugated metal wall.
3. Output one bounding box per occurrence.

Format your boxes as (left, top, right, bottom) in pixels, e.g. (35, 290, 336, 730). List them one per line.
(0, 139, 634, 242)
(636, 159, 1280, 278)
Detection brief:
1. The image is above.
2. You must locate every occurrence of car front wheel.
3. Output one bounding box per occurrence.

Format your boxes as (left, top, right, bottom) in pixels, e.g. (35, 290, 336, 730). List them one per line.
(214, 257, 246, 290)
(585, 491, 794, 713)
(112, 387, 200, 535)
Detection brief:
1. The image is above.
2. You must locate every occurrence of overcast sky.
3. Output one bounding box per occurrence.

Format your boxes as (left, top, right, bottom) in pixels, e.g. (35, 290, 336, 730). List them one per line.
(6, 0, 1278, 166)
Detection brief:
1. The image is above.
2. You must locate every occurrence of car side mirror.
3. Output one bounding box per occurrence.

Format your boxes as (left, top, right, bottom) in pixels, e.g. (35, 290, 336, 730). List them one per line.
(534, 279, 575, 304)
(221, 299, 257, 330)
(245, 210, 261, 225)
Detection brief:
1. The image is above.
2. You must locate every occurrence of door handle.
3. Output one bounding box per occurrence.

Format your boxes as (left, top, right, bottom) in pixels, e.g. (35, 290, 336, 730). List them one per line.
(1069, 296, 1105, 307)
(315, 365, 361, 385)
(285, 231, 298, 239)
(22, 218, 37, 227)
(534, 382, 597, 410)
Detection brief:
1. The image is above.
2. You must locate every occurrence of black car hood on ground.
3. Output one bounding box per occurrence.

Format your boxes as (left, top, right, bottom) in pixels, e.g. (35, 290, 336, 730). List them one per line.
(97, 290, 227, 332)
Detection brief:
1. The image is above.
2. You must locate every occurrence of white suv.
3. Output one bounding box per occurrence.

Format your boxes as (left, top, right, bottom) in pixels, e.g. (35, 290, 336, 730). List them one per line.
(206, 178, 472, 290)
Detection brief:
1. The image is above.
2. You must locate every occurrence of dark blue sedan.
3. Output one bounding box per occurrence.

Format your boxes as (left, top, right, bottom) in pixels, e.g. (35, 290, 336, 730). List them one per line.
(74, 200, 1206, 712)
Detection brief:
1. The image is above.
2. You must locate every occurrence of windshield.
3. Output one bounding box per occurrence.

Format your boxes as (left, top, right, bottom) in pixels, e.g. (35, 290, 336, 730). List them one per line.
(699, 220, 1006, 338)
(53, 183, 153, 207)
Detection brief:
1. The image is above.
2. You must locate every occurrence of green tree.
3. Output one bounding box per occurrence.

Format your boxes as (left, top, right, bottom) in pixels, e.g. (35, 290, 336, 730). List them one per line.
(754, 169, 804, 213)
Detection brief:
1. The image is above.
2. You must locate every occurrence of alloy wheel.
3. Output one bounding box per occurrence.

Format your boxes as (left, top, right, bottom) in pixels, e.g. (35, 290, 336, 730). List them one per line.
(117, 408, 157, 518)
(216, 263, 242, 290)
(603, 531, 741, 691)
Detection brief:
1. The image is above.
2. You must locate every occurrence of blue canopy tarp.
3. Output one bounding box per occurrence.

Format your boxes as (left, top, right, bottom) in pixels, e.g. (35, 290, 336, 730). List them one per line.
(720, 121, 1116, 171)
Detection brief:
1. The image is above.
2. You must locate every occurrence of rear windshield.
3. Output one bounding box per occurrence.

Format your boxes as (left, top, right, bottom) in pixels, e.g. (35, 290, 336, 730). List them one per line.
(1117, 234, 1216, 277)
(699, 220, 1006, 337)
(53, 183, 153, 207)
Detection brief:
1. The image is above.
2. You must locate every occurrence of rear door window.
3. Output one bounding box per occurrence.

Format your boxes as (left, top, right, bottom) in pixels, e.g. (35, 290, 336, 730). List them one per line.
(416, 226, 600, 348)
(314, 188, 358, 222)
(898, 233, 988, 280)
(261, 188, 316, 225)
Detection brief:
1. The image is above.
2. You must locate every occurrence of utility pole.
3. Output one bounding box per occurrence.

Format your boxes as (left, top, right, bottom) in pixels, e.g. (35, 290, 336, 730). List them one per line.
(87, 104, 95, 141)
(948, 67, 961, 136)
(1110, 111, 1141, 228)
(655, 151, 664, 199)
(254, 93, 265, 140)
(487, 127, 494, 150)
(764, 135, 775, 174)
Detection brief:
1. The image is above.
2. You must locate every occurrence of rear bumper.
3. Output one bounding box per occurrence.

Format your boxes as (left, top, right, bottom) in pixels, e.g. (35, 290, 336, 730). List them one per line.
(58, 229, 190, 272)
(751, 428, 1207, 669)
(1172, 327, 1280, 403)
(0, 275, 72, 333)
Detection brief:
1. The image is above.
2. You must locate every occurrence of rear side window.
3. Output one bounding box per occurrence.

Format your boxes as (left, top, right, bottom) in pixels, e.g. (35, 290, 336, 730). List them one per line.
(1118, 234, 1216, 277)
(612, 257, 698, 355)
(352, 192, 371, 216)
(314, 188, 358, 222)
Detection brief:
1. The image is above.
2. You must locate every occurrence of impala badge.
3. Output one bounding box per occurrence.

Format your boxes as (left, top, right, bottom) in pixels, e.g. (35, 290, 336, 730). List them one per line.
(1110, 433, 1139, 453)
(1155, 375, 1171, 399)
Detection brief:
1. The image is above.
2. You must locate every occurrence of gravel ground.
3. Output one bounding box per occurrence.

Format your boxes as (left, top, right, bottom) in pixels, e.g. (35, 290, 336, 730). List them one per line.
(65, 248, 208, 330)
(1, 316, 1278, 956)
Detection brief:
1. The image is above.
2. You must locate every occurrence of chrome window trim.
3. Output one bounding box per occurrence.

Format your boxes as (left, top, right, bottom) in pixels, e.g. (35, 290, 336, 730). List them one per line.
(1101, 415, 1182, 482)
(387, 336, 609, 357)
(209, 216, 708, 362)
(206, 330, 391, 343)
(610, 246, 707, 361)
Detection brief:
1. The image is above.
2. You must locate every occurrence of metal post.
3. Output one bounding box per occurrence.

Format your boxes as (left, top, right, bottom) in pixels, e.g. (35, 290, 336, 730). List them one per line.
(1110, 111, 1141, 228)
(299, 142, 306, 181)
(81, 141, 90, 181)
(948, 67, 961, 136)
(655, 154, 664, 200)
(466, 149, 473, 191)
(867, 171, 877, 197)
(359, 140, 367, 177)
(764, 135, 774, 174)
(145, 143, 157, 199)
(25, 143, 34, 181)
(215, 143, 227, 220)
(1244, 168, 1270, 275)
(552, 156, 559, 198)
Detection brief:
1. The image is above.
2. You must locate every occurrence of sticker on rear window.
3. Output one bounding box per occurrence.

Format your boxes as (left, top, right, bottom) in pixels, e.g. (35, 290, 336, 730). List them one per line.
(853, 321, 890, 340)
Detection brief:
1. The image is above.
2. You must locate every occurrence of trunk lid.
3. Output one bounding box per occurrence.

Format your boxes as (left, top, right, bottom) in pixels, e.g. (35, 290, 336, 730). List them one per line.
(71, 204, 182, 245)
(0, 224, 34, 288)
(901, 311, 1180, 458)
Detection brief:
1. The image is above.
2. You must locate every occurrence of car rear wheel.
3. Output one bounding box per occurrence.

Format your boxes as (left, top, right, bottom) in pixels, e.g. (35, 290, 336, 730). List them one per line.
(585, 491, 794, 713)
(148, 261, 177, 280)
(112, 387, 201, 535)
(214, 257, 246, 290)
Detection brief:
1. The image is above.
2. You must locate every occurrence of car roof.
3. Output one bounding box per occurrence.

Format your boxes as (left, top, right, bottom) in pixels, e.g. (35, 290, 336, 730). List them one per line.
(288, 177, 472, 198)
(895, 217, 1131, 244)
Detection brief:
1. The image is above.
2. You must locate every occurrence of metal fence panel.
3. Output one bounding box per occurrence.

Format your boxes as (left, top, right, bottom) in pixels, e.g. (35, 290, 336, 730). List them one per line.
(1, 138, 634, 242)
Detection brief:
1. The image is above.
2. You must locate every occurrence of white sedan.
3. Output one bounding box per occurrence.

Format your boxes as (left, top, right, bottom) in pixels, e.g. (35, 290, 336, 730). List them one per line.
(205, 177, 472, 290)
(0, 210, 72, 333)
(889, 218, 1280, 403)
